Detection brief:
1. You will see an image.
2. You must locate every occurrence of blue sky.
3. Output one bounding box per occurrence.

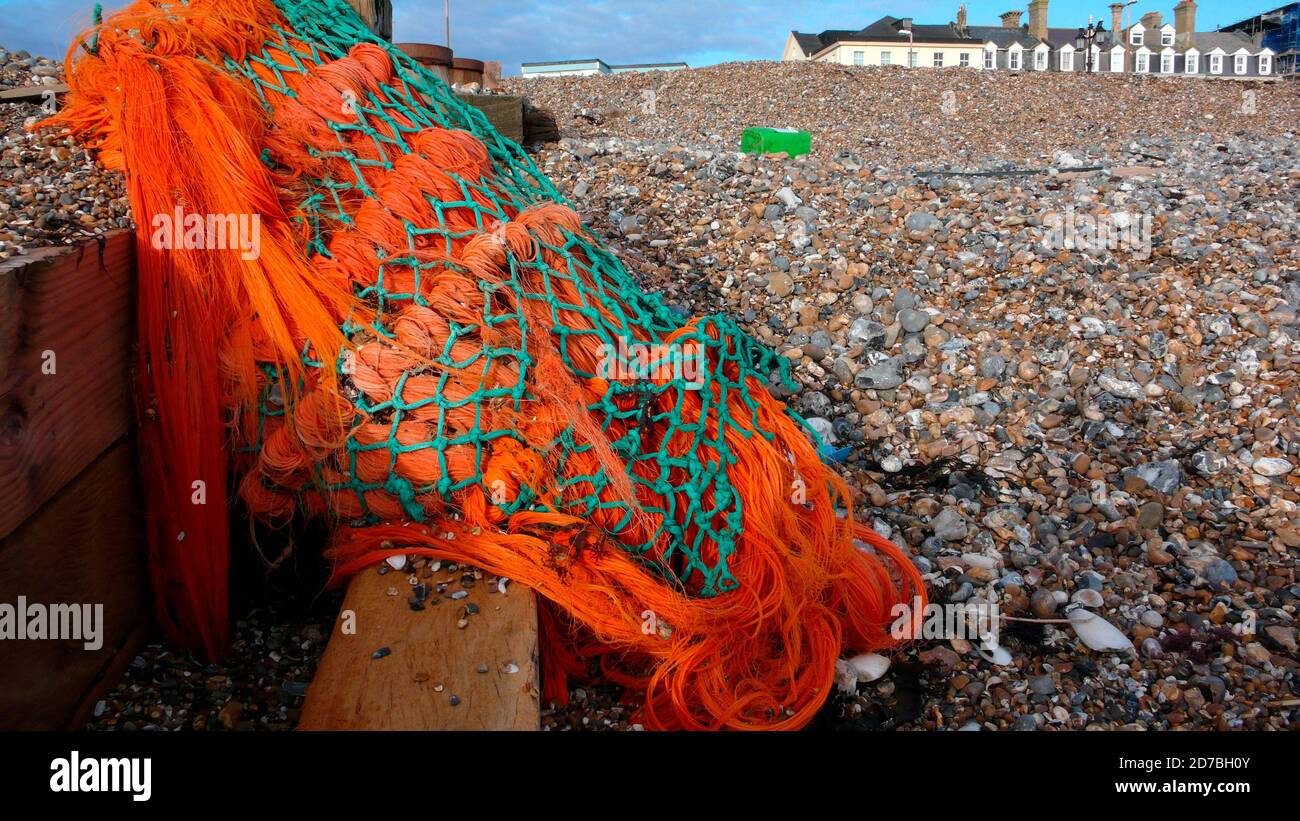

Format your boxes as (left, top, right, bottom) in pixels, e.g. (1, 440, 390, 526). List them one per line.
(0, 0, 1275, 72)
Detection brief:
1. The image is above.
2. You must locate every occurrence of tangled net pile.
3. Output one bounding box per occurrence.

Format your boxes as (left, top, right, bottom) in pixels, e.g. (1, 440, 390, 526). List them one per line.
(50, 0, 923, 729)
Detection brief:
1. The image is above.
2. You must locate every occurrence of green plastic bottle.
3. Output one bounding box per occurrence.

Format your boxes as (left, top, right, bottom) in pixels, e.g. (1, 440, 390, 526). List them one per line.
(740, 127, 811, 158)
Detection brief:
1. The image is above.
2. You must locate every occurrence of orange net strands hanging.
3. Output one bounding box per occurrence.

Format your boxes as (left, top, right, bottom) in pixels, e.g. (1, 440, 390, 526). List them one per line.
(48, 0, 925, 730)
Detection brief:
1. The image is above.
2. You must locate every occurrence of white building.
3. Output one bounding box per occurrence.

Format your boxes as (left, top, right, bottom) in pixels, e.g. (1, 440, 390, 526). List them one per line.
(521, 59, 689, 79)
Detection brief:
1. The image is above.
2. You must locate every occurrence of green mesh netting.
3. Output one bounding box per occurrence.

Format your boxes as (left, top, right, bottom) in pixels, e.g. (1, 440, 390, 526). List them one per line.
(242, 0, 815, 595)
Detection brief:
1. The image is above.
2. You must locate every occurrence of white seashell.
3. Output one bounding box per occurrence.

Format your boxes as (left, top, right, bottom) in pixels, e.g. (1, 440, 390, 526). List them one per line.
(978, 635, 1013, 665)
(1052, 590, 1069, 605)
(1071, 589, 1104, 608)
(385, 555, 407, 571)
(984, 644, 1013, 665)
(834, 659, 859, 695)
(848, 652, 891, 682)
(1067, 607, 1135, 653)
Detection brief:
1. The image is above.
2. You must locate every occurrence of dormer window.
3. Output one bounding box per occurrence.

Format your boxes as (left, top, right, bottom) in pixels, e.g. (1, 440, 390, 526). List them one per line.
(1009, 49, 1021, 70)
(1130, 30, 1142, 46)
(1035, 49, 1046, 70)
(1161, 32, 1173, 47)
(1259, 54, 1272, 74)
(1060, 49, 1074, 71)
(1185, 52, 1198, 73)
(1235, 53, 1248, 74)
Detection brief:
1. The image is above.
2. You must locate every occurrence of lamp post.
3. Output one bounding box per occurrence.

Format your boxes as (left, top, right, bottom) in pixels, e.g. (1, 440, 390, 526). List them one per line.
(1075, 17, 1101, 72)
(898, 28, 915, 67)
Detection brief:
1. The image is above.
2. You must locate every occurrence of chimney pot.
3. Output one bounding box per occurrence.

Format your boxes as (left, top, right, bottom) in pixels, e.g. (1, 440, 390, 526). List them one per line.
(1174, 0, 1197, 47)
(1000, 10, 1023, 29)
(1028, 0, 1049, 41)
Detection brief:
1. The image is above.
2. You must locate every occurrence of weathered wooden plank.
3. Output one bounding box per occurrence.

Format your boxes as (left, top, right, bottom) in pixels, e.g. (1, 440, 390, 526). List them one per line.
(0, 231, 135, 540)
(456, 93, 525, 145)
(0, 83, 69, 103)
(0, 440, 148, 730)
(299, 566, 540, 730)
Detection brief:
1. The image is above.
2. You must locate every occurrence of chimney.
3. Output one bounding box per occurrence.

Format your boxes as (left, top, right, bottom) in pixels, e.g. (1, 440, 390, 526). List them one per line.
(1028, 0, 1049, 40)
(1000, 10, 1023, 28)
(1174, 0, 1197, 46)
(956, 4, 968, 29)
(1141, 11, 1162, 30)
(1110, 3, 1124, 38)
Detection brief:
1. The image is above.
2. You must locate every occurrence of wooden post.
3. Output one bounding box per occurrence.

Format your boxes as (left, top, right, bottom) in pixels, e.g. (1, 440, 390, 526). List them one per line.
(344, 0, 393, 41)
(0, 232, 149, 730)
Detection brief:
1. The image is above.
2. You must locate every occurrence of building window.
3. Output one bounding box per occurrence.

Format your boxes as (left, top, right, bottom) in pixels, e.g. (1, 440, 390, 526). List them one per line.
(1009, 50, 1021, 70)
(1136, 52, 1149, 72)
(1160, 53, 1173, 73)
(960, 52, 970, 67)
(1060, 50, 1073, 71)
(1161, 31, 1173, 47)
(1034, 50, 1046, 70)
(1259, 54, 1272, 74)
(1185, 54, 1198, 73)
(1130, 30, 1143, 46)
(1235, 53, 1247, 74)
(933, 52, 944, 67)
(1210, 53, 1223, 74)
(1111, 50, 1124, 72)
(908, 51, 918, 67)
(984, 49, 995, 69)
(881, 51, 892, 66)
(853, 51, 864, 65)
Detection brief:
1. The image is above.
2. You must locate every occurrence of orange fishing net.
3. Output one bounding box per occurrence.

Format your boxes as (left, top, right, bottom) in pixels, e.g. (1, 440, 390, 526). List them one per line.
(48, 0, 924, 729)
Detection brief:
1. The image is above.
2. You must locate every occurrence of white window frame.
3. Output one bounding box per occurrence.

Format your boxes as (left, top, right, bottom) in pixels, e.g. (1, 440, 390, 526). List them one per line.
(908, 50, 918, 67)
(1160, 50, 1174, 73)
(853, 50, 865, 66)
(984, 44, 996, 69)
(1184, 50, 1199, 74)
(1136, 50, 1149, 72)
(881, 50, 892, 66)
(1110, 47, 1124, 72)
(1259, 53, 1272, 74)
(1234, 52, 1248, 74)
(1090, 45, 1102, 71)
(959, 52, 970, 67)
(1008, 46, 1022, 70)
(1129, 27, 1144, 46)
(1160, 28, 1174, 47)
(1034, 47, 1048, 70)
(1210, 52, 1223, 74)
(1060, 47, 1074, 71)
(933, 51, 944, 67)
